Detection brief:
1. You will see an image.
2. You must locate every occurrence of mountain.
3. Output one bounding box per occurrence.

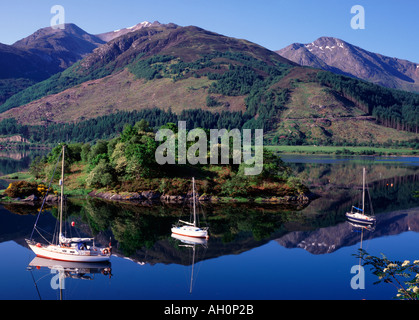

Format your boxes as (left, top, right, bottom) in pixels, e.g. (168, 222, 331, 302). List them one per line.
(0, 43, 54, 104)
(277, 37, 419, 93)
(0, 43, 52, 80)
(0, 23, 293, 121)
(0, 23, 105, 105)
(12, 23, 105, 72)
(95, 20, 165, 42)
(0, 24, 417, 146)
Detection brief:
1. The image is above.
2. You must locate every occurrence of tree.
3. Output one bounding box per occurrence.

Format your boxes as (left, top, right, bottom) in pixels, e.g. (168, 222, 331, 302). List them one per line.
(80, 143, 91, 162)
(86, 159, 115, 188)
(29, 156, 46, 179)
(260, 149, 291, 180)
(125, 135, 158, 178)
(88, 140, 108, 166)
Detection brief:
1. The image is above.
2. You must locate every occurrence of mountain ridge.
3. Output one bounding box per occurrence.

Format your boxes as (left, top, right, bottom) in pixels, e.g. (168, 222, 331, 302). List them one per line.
(277, 36, 419, 93)
(95, 20, 169, 42)
(0, 23, 417, 147)
(12, 23, 106, 72)
(0, 23, 107, 104)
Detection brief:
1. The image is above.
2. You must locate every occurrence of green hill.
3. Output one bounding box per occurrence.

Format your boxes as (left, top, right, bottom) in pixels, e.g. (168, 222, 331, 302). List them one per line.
(0, 24, 417, 147)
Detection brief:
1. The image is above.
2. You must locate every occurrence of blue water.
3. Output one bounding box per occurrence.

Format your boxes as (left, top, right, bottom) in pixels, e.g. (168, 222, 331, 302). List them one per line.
(1, 229, 418, 300)
(0, 155, 418, 300)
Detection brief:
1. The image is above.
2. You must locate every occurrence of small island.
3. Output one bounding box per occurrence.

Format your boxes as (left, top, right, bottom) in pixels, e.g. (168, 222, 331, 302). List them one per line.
(0, 120, 315, 207)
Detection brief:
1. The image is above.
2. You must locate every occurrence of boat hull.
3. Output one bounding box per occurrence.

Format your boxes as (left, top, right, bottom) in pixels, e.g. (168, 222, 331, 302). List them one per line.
(345, 212, 376, 225)
(26, 240, 111, 263)
(171, 233, 208, 245)
(171, 226, 208, 239)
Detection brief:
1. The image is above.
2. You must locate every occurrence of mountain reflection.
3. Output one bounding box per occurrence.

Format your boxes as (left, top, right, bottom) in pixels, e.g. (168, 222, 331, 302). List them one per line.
(1, 157, 419, 266)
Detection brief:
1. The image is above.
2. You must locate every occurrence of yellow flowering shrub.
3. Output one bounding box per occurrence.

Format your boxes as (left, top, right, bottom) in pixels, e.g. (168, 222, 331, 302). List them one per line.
(4, 181, 54, 198)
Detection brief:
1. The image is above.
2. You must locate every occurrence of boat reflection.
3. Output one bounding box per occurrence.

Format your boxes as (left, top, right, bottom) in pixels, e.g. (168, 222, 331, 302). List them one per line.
(348, 218, 375, 291)
(347, 218, 376, 255)
(347, 220, 376, 232)
(27, 257, 112, 300)
(171, 233, 208, 294)
(171, 233, 208, 247)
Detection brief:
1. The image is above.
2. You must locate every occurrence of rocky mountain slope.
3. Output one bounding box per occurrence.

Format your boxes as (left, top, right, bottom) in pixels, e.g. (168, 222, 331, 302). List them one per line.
(0, 24, 417, 146)
(0, 23, 105, 105)
(277, 37, 419, 93)
(12, 23, 105, 71)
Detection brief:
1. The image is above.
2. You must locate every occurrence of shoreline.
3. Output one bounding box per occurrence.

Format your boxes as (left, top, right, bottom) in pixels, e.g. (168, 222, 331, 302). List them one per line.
(0, 188, 318, 208)
(87, 189, 318, 206)
(265, 145, 418, 157)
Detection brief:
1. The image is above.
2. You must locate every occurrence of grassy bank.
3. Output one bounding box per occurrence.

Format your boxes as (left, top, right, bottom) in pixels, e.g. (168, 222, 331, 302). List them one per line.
(265, 145, 418, 156)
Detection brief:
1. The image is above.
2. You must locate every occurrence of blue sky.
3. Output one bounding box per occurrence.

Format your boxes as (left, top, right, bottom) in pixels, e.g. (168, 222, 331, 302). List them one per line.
(0, 0, 418, 62)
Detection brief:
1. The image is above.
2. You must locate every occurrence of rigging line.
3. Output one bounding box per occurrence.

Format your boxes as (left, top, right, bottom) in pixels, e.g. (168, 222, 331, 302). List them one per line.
(33, 225, 55, 245)
(52, 213, 60, 245)
(34, 225, 54, 236)
(28, 269, 42, 300)
(34, 227, 53, 245)
(366, 184, 375, 216)
(192, 245, 207, 290)
(30, 147, 63, 241)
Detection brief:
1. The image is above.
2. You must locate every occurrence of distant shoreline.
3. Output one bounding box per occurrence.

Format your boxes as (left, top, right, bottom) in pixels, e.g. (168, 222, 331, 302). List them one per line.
(266, 145, 418, 156)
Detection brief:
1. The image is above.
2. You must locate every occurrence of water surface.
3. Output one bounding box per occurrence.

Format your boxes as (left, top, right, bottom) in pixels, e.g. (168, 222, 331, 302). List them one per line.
(0, 152, 418, 300)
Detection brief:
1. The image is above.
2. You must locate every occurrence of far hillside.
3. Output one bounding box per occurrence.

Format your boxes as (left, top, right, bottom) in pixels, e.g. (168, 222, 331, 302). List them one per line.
(0, 23, 417, 148)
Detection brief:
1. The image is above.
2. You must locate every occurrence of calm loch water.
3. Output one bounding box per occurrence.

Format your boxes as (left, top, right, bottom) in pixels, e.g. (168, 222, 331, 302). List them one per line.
(0, 153, 418, 300)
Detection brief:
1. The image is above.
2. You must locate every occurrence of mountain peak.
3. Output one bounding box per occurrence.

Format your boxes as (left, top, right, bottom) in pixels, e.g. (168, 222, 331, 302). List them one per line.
(96, 20, 166, 42)
(301, 37, 348, 54)
(277, 37, 419, 92)
(12, 23, 103, 48)
(11, 23, 105, 71)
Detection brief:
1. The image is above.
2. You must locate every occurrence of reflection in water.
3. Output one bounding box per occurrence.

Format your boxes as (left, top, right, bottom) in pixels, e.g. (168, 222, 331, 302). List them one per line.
(27, 257, 112, 300)
(277, 207, 418, 255)
(1, 153, 419, 300)
(285, 157, 419, 230)
(0, 149, 49, 185)
(348, 219, 375, 291)
(171, 234, 208, 294)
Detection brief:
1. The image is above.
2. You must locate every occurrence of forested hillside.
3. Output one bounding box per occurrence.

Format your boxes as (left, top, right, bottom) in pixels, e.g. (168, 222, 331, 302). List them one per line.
(0, 24, 417, 147)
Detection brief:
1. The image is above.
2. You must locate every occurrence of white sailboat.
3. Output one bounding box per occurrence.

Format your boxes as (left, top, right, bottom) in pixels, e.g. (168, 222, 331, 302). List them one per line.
(26, 145, 112, 262)
(171, 177, 209, 239)
(345, 167, 376, 226)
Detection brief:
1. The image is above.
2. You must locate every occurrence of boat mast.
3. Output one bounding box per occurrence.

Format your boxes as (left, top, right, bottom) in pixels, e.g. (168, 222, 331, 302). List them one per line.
(362, 167, 365, 213)
(59, 145, 65, 244)
(192, 177, 196, 227)
(190, 244, 195, 294)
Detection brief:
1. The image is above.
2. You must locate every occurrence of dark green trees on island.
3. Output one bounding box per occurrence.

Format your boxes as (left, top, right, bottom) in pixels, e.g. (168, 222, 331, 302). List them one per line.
(27, 120, 309, 202)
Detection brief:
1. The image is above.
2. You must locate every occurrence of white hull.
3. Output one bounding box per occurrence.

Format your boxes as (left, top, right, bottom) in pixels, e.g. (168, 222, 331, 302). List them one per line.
(171, 233, 208, 245)
(171, 225, 208, 239)
(26, 240, 111, 263)
(345, 212, 376, 225)
(29, 256, 110, 270)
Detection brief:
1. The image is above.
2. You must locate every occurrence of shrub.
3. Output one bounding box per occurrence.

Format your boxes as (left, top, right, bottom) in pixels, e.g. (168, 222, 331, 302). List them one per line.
(86, 159, 115, 188)
(4, 181, 54, 198)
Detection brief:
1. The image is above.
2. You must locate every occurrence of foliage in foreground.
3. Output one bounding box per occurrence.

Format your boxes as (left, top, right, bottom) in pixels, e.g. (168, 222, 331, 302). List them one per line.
(356, 249, 419, 300)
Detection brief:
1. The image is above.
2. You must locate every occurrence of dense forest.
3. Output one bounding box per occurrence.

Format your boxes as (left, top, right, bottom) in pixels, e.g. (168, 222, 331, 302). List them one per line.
(0, 51, 418, 148)
(0, 108, 253, 144)
(317, 71, 419, 134)
(128, 52, 292, 132)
